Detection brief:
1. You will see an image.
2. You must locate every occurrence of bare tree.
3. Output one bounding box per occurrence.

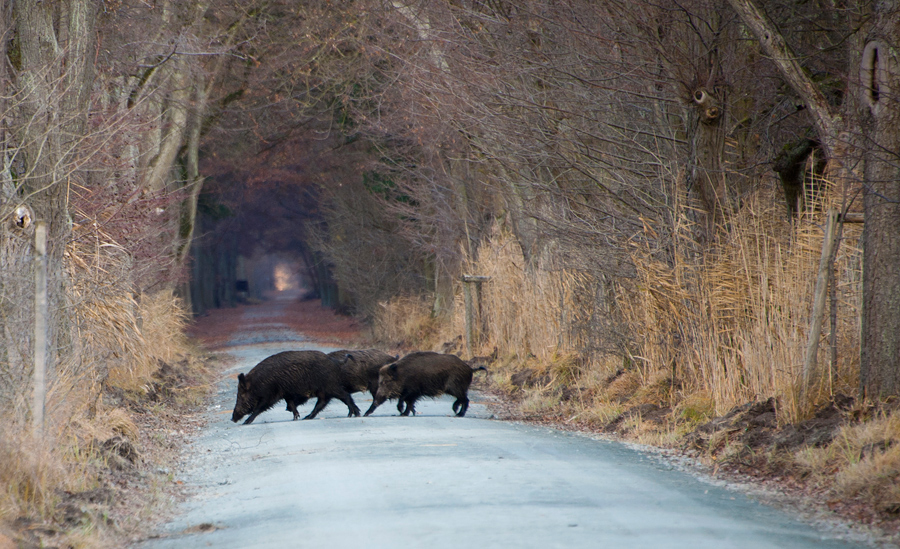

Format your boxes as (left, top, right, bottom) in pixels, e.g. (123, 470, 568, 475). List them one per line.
(724, 0, 900, 398)
(0, 0, 99, 406)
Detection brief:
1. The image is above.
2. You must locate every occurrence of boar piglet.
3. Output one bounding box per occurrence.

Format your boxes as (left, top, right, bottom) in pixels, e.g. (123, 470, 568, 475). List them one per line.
(232, 350, 360, 425)
(284, 348, 397, 416)
(364, 351, 487, 417)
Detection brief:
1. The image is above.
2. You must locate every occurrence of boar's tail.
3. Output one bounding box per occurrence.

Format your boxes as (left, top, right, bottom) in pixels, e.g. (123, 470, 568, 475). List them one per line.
(472, 365, 488, 373)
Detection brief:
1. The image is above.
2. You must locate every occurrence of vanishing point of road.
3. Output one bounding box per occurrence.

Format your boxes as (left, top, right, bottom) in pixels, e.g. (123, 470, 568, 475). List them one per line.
(138, 294, 875, 549)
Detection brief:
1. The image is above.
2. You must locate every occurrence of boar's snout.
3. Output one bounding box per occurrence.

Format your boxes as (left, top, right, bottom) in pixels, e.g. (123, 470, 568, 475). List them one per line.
(231, 372, 252, 423)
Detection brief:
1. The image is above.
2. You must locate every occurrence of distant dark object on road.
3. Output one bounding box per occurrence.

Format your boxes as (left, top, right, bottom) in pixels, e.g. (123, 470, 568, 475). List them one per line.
(365, 351, 487, 417)
(231, 350, 360, 425)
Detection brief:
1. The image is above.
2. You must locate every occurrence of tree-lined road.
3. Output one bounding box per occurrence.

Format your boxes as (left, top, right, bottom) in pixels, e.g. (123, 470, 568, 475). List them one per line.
(137, 305, 871, 548)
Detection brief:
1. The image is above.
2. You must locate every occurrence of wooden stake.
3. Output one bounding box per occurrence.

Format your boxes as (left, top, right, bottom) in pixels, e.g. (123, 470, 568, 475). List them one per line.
(461, 275, 489, 356)
(33, 221, 48, 435)
(802, 210, 839, 400)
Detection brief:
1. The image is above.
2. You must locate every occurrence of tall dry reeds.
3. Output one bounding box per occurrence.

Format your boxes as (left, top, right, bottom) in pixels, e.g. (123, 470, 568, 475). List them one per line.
(378, 181, 862, 428)
(619, 187, 862, 422)
(0, 428, 67, 520)
(371, 295, 442, 349)
(461, 232, 578, 362)
(373, 228, 590, 364)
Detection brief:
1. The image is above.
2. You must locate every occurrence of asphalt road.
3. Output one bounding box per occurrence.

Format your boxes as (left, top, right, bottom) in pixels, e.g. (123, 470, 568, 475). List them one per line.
(138, 342, 875, 548)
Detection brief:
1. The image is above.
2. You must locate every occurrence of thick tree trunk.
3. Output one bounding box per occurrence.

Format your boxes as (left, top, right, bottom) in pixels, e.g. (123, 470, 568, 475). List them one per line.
(859, 4, 900, 399)
(6, 0, 98, 407)
(175, 99, 205, 312)
(690, 88, 726, 236)
(143, 57, 192, 195)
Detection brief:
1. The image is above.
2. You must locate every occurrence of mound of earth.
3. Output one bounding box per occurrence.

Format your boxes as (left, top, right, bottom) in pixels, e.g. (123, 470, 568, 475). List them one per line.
(683, 394, 856, 459)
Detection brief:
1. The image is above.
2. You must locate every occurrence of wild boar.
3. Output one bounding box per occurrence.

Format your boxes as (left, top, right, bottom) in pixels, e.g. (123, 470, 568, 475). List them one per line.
(363, 351, 487, 417)
(231, 350, 361, 425)
(284, 349, 397, 415)
(332, 349, 399, 396)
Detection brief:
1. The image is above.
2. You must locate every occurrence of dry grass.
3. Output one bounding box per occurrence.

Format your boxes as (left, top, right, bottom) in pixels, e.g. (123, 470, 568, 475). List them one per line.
(372, 295, 442, 350)
(465, 230, 577, 361)
(0, 428, 68, 520)
(105, 290, 194, 395)
(673, 391, 717, 425)
(382, 183, 862, 433)
(795, 410, 900, 513)
(0, 226, 207, 546)
(617, 187, 862, 423)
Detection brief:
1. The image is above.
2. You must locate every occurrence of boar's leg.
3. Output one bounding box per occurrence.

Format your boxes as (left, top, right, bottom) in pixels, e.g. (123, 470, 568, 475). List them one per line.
(285, 398, 302, 421)
(400, 393, 419, 416)
(364, 394, 387, 416)
(284, 394, 309, 413)
(452, 397, 469, 417)
(243, 407, 265, 425)
(337, 391, 361, 417)
(303, 395, 332, 420)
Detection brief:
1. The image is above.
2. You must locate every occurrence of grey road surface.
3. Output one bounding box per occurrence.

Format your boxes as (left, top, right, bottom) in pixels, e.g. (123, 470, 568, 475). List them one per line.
(139, 341, 874, 549)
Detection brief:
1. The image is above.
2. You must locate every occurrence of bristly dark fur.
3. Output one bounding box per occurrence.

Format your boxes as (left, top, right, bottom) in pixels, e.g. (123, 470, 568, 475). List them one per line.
(364, 351, 487, 417)
(231, 350, 360, 425)
(284, 348, 397, 415)
(334, 349, 399, 396)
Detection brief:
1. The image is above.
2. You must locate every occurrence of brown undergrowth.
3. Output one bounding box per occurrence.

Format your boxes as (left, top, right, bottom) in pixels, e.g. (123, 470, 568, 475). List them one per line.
(0, 288, 215, 549)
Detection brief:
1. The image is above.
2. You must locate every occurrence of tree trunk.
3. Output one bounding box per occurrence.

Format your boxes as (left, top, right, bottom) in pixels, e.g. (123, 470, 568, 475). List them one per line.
(7, 0, 98, 404)
(725, 0, 838, 156)
(859, 5, 900, 399)
(690, 87, 727, 237)
(175, 97, 205, 312)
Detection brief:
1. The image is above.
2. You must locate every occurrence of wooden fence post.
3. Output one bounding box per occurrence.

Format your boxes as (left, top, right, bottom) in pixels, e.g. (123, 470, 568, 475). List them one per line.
(33, 221, 48, 434)
(461, 275, 490, 356)
(801, 210, 865, 401)
(802, 209, 839, 400)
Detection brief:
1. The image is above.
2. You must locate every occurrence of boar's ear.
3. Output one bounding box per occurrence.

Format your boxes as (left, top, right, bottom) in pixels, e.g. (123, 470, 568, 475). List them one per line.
(238, 373, 248, 387)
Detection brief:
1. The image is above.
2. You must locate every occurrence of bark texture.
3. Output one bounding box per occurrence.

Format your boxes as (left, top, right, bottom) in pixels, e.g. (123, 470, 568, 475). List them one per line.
(1, 0, 98, 407)
(859, 2, 900, 398)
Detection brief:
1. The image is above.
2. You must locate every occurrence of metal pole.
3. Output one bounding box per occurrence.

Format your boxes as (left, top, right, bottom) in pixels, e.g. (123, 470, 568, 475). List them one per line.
(33, 221, 48, 434)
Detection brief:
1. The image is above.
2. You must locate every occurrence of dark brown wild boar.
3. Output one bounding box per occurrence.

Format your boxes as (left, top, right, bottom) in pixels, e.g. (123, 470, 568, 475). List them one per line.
(284, 349, 397, 415)
(332, 349, 398, 396)
(231, 350, 360, 425)
(364, 351, 487, 417)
